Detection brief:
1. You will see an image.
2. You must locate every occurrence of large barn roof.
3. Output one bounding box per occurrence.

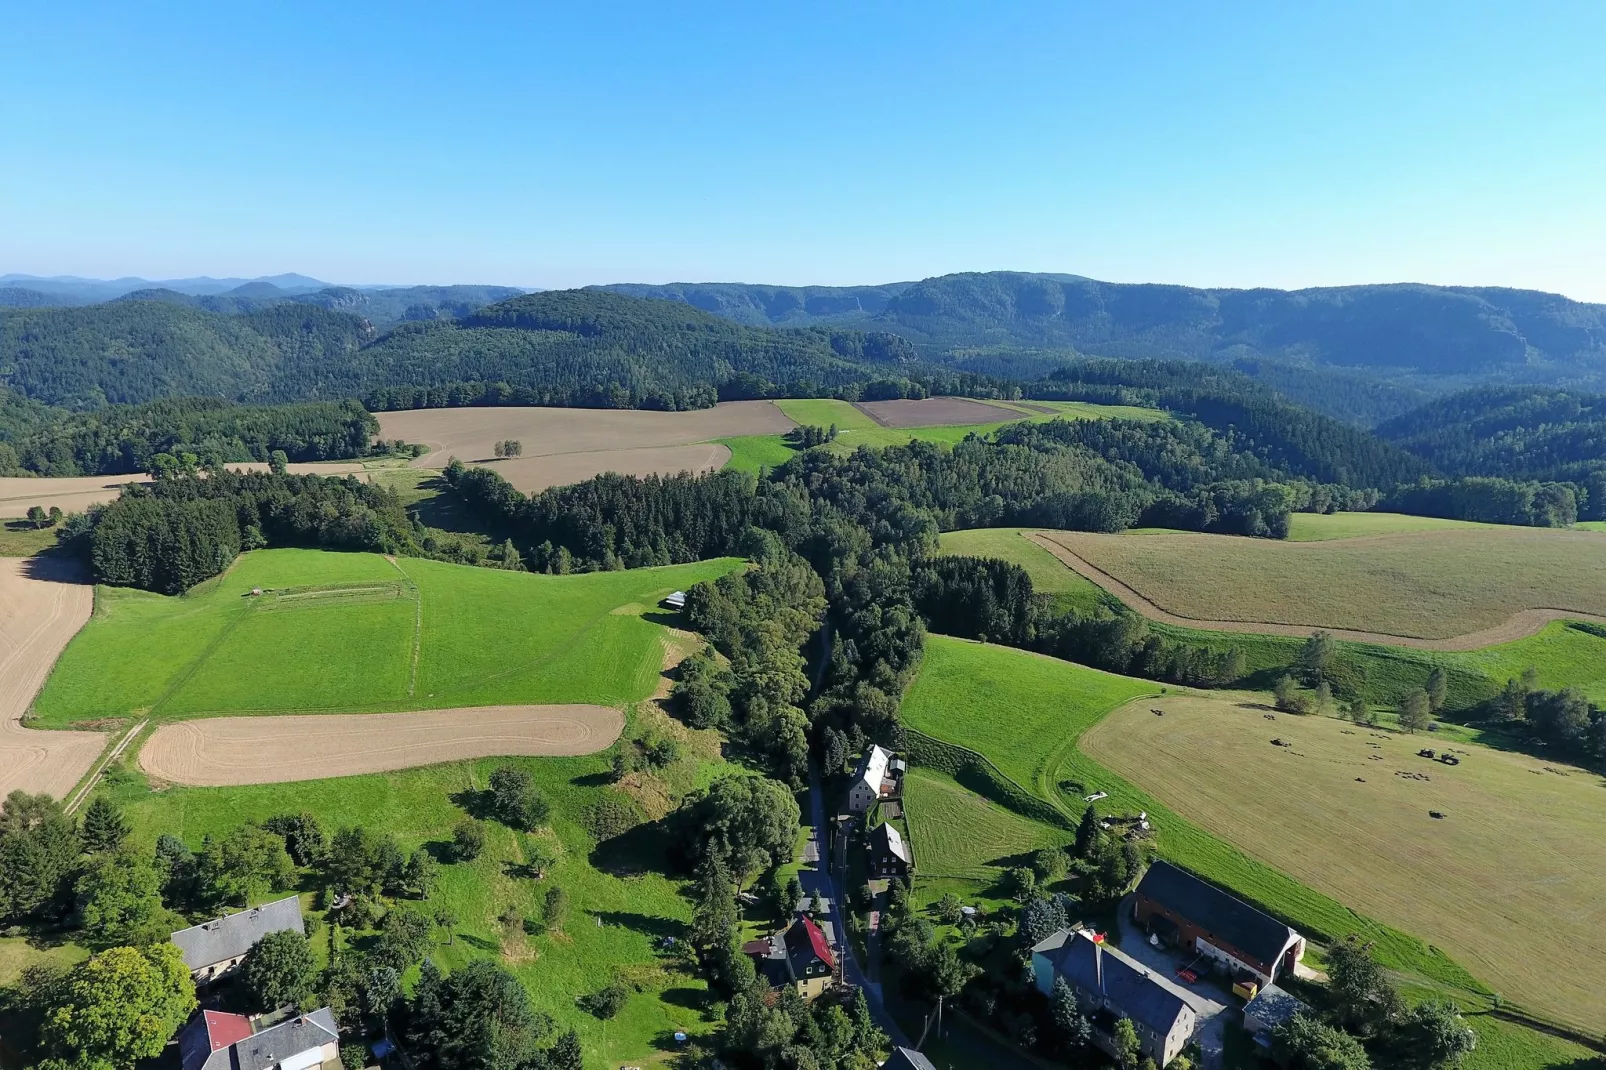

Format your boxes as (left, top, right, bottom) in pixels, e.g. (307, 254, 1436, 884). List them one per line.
(170, 895, 304, 971)
(1136, 861, 1298, 968)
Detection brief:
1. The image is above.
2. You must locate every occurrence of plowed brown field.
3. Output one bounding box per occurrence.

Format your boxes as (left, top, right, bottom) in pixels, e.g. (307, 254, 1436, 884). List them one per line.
(138, 704, 625, 786)
(0, 557, 105, 798)
(854, 397, 1022, 427)
(377, 401, 793, 491)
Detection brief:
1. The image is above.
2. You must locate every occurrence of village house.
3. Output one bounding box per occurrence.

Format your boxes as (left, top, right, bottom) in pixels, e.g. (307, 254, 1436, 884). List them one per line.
(170, 895, 304, 983)
(178, 1007, 340, 1070)
(1032, 928, 1198, 1068)
(867, 820, 912, 879)
(745, 914, 838, 1000)
(881, 1047, 938, 1070)
(846, 745, 901, 813)
(1132, 861, 1306, 986)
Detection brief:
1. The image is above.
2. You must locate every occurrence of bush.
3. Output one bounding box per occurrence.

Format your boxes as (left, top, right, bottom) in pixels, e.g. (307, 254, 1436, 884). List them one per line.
(452, 819, 486, 862)
(488, 766, 551, 830)
(580, 794, 645, 840)
(579, 980, 630, 1020)
(340, 1043, 369, 1070)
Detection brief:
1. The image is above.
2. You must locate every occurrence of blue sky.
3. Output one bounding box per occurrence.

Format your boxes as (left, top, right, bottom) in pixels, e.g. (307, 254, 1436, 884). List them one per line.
(2, 2, 1602, 298)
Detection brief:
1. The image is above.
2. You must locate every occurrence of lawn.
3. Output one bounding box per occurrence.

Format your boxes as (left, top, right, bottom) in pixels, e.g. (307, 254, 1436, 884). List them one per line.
(1041, 526, 1606, 640)
(103, 748, 715, 1068)
(30, 549, 742, 727)
(901, 767, 1070, 881)
(936, 528, 1111, 614)
(1081, 692, 1606, 1036)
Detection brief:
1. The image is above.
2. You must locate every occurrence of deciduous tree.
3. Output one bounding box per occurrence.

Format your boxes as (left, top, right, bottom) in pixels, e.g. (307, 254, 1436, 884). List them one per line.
(241, 928, 316, 1012)
(42, 945, 196, 1068)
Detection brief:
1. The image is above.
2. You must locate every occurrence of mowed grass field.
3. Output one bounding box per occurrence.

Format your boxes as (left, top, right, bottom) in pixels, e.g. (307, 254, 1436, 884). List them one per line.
(896, 638, 1605, 1062)
(104, 750, 717, 1067)
(901, 767, 1070, 880)
(1286, 511, 1503, 541)
(30, 548, 741, 727)
(1042, 526, 1606, 639)
(1082, 694, 1606, 1036)
(936, 527, 1109, 613)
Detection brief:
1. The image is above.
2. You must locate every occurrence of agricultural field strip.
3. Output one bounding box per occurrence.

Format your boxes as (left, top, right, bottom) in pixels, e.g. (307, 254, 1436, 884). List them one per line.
(138, 704, 626, 786)
(0, 557, 105, 798)
(1030, 529, 1606, 648)
(1081, 695, 1606, 1035)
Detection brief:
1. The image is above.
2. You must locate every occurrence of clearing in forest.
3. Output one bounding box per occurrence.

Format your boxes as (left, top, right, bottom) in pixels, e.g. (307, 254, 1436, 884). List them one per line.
(1036, 527, 1606, 642)
(31, 548, 741, 728)
(1083, 693, 1606, 1035)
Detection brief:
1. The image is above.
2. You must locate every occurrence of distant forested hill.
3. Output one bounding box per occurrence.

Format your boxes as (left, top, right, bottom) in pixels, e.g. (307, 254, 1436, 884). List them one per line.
(1378, 386, 1606, 482)
(598, 272, 1606, 416)
(111, 282, 526, 324)
(0, 287, 75, 308)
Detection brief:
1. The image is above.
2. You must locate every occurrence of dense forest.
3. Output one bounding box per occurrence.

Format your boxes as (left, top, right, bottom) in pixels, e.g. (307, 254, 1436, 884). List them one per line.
(1377, 386, 1606, 482)
(0, 397, 378, 476)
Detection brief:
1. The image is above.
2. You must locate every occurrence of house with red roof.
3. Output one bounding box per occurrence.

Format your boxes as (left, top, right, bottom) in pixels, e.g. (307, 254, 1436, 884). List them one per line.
(178, 1007, 339, 1070)
(747, 913, 839, 1000)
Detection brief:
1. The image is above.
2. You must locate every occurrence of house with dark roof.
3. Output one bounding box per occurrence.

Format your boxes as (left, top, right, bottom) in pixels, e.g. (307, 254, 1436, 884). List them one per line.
(170, 895, 304, 982)
(749, 914, 838, 1000)
(179, 1007, 339, 1070)
(1243, 984, 1310, 1057)
(1032, 929, 1198, 1068)
(867, 821, 912, 878)
(1133, 861, 1305, 985)
(881, 1047, 938, 1070)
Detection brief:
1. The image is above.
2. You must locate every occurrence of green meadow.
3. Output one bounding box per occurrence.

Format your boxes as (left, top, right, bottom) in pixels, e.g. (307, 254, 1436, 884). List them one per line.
(103, 745, 718, 1068)
(936, 527, 1108, 613)
(895, 636, 1598, 1067)
(901, 767, 1070, 881)
(30, 548, 742, 727)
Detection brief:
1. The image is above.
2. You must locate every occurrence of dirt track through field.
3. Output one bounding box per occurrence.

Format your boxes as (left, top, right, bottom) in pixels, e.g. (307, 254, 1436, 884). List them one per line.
(1029, 531, 1606, 650)
(854, 397, 1023, 427)
(0, 557, 106, 798)
(138, 704, 626, 786)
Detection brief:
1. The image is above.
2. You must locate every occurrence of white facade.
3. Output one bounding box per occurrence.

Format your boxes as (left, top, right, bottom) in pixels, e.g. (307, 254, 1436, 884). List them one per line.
(847, 745, 892, 812)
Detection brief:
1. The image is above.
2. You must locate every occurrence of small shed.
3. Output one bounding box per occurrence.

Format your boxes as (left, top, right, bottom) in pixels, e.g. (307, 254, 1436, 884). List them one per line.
(662, 590, 687, 611)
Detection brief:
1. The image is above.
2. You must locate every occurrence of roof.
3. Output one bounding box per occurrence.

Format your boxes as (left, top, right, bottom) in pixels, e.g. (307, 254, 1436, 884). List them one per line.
(1244, 984, 1309, 1032)
(1135, 861, 1298, 969)
(179, 1011, 253, 1070)
(784, 915, 836, 972)
(854, 745, 891, 794)
(883, 1047, 939, 1070)
(171, 895, 304, 971)
(230, 1009, 338, 1070)
(870, 821, 910, 864)
(1031, 927, 1076, 956)
(1052, 932, 1193, 1040)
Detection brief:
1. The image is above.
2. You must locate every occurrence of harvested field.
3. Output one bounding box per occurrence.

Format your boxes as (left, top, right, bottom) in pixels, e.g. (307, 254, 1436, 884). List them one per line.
(854, 397, 1021, 427)
(0, 463, 369, 518)
(377, 401, 791, 477)
(139, 704, 624, 786)
(481, 442, 730, 493)
(1082, 693, 1606, 1034)
(1034, 528, 1606, 644)
(0, 557, 105, 798)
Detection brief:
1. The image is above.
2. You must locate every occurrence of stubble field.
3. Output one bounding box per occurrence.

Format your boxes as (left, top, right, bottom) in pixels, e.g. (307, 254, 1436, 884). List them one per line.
(1035, 526, 1606, 643)
(1082, 693, 1606, 1035)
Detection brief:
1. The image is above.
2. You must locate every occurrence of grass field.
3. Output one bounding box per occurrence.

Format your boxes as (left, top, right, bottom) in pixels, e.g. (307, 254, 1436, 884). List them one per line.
(896, 638, 1606, 1060)
(936, 527, 1110, 614)
(1577, 520, 1606, 532)
(1286, 512, 1504, 541)
(102, 746, 715, 1067)
(901, 767, 1070, 880)
(1082, 693, 1606, 1035)
(1043, 527, 1606, 640)
(0, 521, 56, 557)
(30, 549, 741, 728)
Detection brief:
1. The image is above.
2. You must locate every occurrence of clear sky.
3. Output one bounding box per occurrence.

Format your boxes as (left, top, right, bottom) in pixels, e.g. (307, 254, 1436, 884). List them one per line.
(2, 2, 1602, 299)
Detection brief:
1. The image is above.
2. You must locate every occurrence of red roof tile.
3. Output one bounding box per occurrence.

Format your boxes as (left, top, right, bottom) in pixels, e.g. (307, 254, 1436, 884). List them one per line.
(203, 1010, 253, 1051)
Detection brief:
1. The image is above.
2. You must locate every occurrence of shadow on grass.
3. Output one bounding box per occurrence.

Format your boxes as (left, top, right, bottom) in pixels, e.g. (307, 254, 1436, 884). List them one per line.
(458, 933, 498, 952)
(594, 911, 685, 941)
(589, 820, 672, 877)
(570, 771, 613, 788)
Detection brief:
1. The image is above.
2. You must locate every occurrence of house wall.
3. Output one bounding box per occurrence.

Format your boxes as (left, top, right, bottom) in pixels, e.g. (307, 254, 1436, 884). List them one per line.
(1031, 952, 1055, 997)
(192, 955, 245, 982)
(1133, 894, 1277, 982)
(848, 783, 876, 811)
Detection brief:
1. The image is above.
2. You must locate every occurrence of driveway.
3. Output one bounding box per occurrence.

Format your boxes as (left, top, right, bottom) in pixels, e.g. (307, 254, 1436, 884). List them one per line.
(1115, 894, 1231, 1068)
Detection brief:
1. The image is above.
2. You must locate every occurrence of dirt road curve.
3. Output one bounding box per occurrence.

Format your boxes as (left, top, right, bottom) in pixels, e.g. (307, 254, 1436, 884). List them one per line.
(1028, 532, 1606, 651)
(139, 704, 626, 786)
(0, 557, 105, 798)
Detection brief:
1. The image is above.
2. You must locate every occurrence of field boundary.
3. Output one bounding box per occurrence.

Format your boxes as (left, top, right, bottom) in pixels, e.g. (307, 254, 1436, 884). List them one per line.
(1028, 531, 1606, 651)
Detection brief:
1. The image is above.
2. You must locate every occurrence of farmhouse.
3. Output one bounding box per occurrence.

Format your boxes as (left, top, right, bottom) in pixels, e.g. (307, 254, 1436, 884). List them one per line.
(170, 895, 304, 982)
(881, 1047, 938, 1070)
(1133, 861, 1305, 986)
(847, 745, 901, 812)
(1243, 984, 1310, 1057)
(1032, 928, 1198, 1068)
(747, 914, 838, 1000)
(178, 1007, 339, 1070)
(867, 820, 912, 878)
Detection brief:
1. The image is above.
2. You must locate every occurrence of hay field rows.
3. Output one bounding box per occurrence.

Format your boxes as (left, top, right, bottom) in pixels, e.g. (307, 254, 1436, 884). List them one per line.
(1036, 526, 1606, 642)
(1082, 694, 1606, 1035)
(901, 767, 1070, 880)
(31, 548, 741, 728)
(140, 704, 625, 786)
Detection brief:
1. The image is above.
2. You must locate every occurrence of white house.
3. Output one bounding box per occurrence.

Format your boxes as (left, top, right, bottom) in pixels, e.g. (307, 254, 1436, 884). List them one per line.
(847, 745, 893, 812)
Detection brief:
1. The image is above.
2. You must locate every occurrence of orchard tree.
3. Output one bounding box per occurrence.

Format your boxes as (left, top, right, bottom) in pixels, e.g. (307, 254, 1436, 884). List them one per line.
(42, 945, 196, 1068)
(241, 928, 316, 1012)
(452, 819, 486, 862)
(1399, 690, 1433, 734)
(1401, 1000, 1476, 1069)
(488, 766, 550, 830)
